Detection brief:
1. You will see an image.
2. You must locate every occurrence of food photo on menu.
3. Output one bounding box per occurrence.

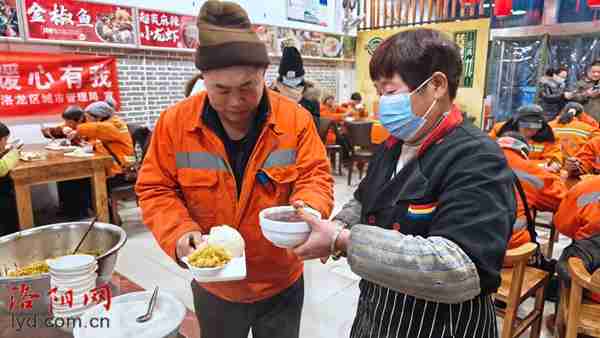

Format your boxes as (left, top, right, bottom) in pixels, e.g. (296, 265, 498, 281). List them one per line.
(0, 0, 18, 37)
(95, 9, 134, 44)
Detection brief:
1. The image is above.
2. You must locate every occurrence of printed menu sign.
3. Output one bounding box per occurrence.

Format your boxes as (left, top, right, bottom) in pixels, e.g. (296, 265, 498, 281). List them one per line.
(139, 9, 198, 50)
(24, 0, 136, 45)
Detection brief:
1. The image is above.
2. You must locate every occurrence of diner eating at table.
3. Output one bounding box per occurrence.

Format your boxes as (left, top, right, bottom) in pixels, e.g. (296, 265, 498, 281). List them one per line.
(0, 122, 20, 236)
(40, 100, 134, 219)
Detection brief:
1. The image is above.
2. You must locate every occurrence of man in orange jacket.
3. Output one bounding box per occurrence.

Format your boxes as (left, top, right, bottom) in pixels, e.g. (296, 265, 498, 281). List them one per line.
(566, 136, 600, 177)
(136, 2, 333, 338)
(497, 132, 567, 249)
(495, 105, 563, 172)
(554, 176, 600, 303)
(549, 103, 600, 158)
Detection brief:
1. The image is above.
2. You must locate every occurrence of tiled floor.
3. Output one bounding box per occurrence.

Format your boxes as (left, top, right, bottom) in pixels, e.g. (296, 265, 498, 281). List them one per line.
(13, 174, 572, 337)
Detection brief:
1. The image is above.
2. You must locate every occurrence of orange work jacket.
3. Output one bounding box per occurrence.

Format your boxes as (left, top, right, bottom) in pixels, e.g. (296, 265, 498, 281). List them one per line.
(77, 116, 134, 176)
(320, 104, 347, 123)
(136, 90, 334, 303)
(575, 136, 600, 174)
(488, 121, 505, 140)
(554, 175, 600, 302)
(549, 119, 600, 158)
(502, 148, 566, 249)
(577, 112, 600, 129)
(528, 140, 563, 166)
(555, 176, 600, 241)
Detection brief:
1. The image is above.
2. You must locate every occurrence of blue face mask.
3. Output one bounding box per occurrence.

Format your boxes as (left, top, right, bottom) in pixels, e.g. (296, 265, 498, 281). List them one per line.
(379, 77, 437, 141)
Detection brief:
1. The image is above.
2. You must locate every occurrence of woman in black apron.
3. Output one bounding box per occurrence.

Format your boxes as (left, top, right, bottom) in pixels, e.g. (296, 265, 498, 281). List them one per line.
(294, 28, 516, 338)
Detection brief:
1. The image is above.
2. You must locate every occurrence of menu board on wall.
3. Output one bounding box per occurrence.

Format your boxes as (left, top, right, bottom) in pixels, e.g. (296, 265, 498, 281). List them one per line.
(24, 0, 136, 46)
(273, 27, 351, 59)
(287, 0, 329, 27)
(0, 51, 121, 118)
(139, 9, 198, 50)
(0, 0, 20, 39)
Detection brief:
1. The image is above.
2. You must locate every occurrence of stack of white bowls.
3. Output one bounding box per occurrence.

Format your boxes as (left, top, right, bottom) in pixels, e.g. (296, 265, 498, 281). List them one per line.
(47, 254, 98, 329)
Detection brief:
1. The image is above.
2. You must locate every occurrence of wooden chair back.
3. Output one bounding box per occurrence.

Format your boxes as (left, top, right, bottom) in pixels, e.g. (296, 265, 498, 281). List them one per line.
(564, 257, 600, 338)
(346, 121, 373, 149)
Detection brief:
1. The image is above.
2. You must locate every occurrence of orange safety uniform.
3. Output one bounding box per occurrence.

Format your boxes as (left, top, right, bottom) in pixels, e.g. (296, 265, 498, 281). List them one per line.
(488, 121, 505, 140)
(320, 104, 347, 123)
(136, 91, 334, 303)
(77, 116, 134, 176)
(320, 105, 348, 144)
(490, 120, 563, 165)
(578, 112, 600, 129)
(574, 136, 600, 174)
(501, 146, 566, 249)
(554, 176, 600, 302)
(549, 119, 600, 158)
(528, 140, 563, 165)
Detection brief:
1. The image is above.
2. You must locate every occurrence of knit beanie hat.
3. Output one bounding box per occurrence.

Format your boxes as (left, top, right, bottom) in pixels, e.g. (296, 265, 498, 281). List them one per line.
(278, 46, 305, 88)
(195, 1, 270, 71)
(85, 101, 114, 119)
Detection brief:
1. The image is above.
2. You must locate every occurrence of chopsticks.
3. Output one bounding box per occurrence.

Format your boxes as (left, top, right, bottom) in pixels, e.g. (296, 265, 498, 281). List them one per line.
(72, 217, 98, 255)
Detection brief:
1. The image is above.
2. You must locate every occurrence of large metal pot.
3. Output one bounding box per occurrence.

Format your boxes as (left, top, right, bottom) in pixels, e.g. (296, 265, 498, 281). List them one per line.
(0, 222, 127, 314)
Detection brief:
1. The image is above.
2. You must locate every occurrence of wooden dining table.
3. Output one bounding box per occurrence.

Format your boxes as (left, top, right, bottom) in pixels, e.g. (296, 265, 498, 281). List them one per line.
(9, 144, 113, 230)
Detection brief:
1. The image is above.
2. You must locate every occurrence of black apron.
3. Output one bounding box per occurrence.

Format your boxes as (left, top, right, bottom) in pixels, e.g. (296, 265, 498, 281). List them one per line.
(350, 140, 498, 338)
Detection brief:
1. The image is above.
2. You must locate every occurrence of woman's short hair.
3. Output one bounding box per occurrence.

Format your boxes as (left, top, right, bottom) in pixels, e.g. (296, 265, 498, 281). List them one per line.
(369, 28, 462, 99)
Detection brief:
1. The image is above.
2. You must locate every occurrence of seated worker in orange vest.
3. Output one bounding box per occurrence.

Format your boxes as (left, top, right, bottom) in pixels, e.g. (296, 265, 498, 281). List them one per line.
(320, 94, 348, 123)
(54, 101, 134, 218)
(135, 2, 334, 337)
(341, 92, 368, 119)
(559, 101, 600, 129)
(554, 176, 600, 302)
(549, 102, 600, 158)
(497, 132, 567, 249)
(0, 122, 21, 236)
(496, 104, 563, 173)
(565, 136, 600, 177)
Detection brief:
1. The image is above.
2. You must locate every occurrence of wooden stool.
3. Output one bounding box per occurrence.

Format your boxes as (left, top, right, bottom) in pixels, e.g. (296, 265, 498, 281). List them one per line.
(494, 243, 550, 338)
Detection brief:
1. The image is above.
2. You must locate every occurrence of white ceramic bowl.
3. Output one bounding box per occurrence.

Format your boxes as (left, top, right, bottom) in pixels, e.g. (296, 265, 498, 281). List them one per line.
(181, 256, 228, 277)
(50, 263, 97, 277)
(47, 255, 96, 273)
(50, 272, 98, 287)
(258, 206, 321, 248)
(74, 290, 186, 338)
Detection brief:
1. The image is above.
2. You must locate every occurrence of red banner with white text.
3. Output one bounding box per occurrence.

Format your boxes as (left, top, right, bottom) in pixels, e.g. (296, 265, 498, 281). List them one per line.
(0, 52, 121, 118)
(138, 9, 198, 50)
(24, 0, 136, 45)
